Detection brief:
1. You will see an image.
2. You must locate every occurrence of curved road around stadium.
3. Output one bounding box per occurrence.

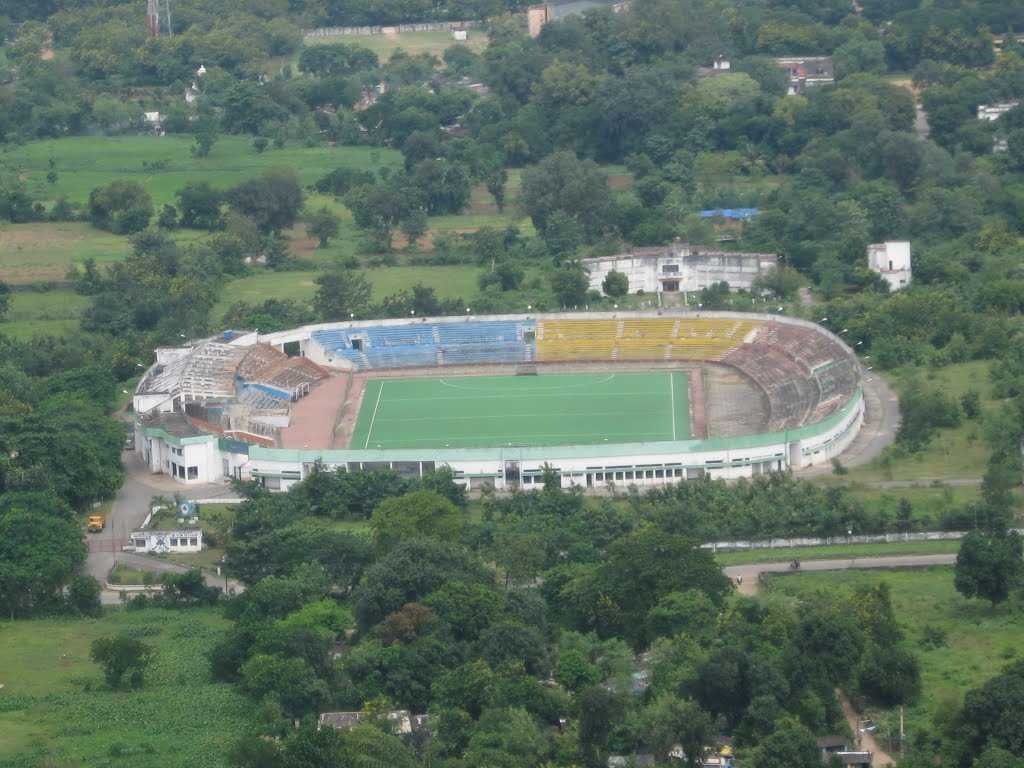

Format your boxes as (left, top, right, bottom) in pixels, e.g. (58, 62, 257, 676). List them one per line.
(796, 371, 901, 475)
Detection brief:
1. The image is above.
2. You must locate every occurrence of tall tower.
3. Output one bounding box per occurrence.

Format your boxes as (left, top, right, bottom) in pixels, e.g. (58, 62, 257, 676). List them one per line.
(146, 0, 173, 38)
(146, 0, 161, 37)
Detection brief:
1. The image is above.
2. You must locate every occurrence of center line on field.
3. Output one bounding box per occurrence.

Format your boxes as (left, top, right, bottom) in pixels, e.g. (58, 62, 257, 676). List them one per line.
(364, 381, 385, 449)
(669, 372, 676, 441)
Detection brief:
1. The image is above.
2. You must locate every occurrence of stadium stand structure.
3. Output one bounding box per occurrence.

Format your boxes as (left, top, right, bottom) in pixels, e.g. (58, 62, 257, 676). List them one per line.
(313, 320, 534, 369)
(134, 312, 865, 489)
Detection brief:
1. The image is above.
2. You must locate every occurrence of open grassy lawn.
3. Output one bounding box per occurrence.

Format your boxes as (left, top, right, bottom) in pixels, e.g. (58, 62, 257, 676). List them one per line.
(0, 222, 132, 284)
(848, 484, 987, 528)
(0, 607, 254, 767)
(0, 289, 91, 339)
(2, 136, 402, 207)
(838, 362, 998, 483)
(107, 563, 154, 585)
(212, 264, 483, 321)
(766, 567, 1024, 735)
(305, 29, 488, 61)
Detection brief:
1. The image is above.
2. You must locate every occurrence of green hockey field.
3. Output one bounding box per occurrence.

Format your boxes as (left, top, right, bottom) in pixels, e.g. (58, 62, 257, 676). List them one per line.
(350, 371, 690, 449)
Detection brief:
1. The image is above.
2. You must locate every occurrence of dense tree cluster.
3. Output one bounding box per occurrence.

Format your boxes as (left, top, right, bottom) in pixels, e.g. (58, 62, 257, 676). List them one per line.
(204, 465, 934, 767)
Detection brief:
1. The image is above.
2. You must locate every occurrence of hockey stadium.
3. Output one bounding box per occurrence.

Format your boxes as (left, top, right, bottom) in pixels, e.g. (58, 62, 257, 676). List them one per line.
(131, 311, 865, 492)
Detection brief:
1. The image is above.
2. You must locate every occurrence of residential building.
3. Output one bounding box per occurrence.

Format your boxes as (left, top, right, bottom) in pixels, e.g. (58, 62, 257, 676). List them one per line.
(581, 242, 778, 295)
(527, 0, 627, 37)
(867, 241, 912, 291)
(977, 101, 1020, 121)
(774, 56, 835, 94)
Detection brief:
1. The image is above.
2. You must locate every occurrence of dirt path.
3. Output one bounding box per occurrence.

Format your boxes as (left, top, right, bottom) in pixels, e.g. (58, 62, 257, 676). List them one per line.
(724, 553, 957, 597)
(837, 690, 896, 767)
(730, 556, 933, 766)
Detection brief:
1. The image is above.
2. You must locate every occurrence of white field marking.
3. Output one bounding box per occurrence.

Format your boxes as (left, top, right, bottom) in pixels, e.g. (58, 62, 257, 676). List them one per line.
(669, 372, 677, 441)
(370, 409, 656, 423)
(379, 387, 661, 404)
(365, 429, 676, 446)
(435, 373, 617, 393)
(363, 380, 385, 449)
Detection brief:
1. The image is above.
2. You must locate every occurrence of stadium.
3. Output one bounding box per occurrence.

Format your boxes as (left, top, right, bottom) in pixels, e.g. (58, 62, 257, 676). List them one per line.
(131, 311, 865, 491)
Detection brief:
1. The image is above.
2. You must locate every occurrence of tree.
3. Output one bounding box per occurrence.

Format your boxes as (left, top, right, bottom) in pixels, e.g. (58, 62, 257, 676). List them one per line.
(345, 182, 418, 251)
(400, 210, 429, 249)
(157, 204, 178, 230)
(353, 538, 492, 630)
(176, 182, 223, 230)
(228, 735, 283, 768)
(192, 116, 219, 158)
(954, 531, 1023, 608)
(228, 169, 304, 234)
(957, 662, 1024, 764)
(306, 207, 340, 248)
(602, 270, 629, 298)
(0, 281, 10, 321)
(644, 694, 714, 768)
(464, 707, 549, 768)
(750, 718, 820, 768)
(485, 166, 508, 212)
(550, 263, 589, 307)
(313, 267, 372, 321)
(240, 654, 329, 716)
(0, 508, 86, 618)
(520, 151, 612, 243)
(88, 180, 153, 234)
(971, 746, 1024, 768)
(90, 634, 155, 690)
(858, 642, 921, 706)
(410, 159, 472, 215)
(67, 574, 102, 617)
(646, 589, 717, 642)
(578, 686, 626, 768)
(371, 490, 466, 552)
(1008, 129, 1024, 172)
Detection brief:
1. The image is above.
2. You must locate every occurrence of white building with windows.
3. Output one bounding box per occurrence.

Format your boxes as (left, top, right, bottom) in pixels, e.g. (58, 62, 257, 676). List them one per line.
(867, 241, 911, 291)
(581, 243, 778, 295)
(127, 529, 203, 554)
(977, 101, 1019, 121)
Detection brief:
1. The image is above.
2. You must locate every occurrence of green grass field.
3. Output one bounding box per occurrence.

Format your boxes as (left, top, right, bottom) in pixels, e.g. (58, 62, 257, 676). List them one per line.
(350, 371, 690, 449)
(835, 362, 998, 484)
(304, 29, 488, 61)
(0, 222, 133, 284)
(0, 289, 91, 339)
(1, 136, 402, 207)
(211, 264, 483, 321)
(0, 608, 254, 767)
(766, 567, 1024, 735)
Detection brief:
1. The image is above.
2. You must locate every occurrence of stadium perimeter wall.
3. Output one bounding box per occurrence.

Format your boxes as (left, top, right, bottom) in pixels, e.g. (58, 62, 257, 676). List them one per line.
(135, 311, 864, 491)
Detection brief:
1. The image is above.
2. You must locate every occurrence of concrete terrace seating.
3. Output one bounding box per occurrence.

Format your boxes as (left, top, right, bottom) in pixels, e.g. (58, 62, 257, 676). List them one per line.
(536, 318, 760, 363)
(722, 322, 858, 431)
(312, 321, 534, 370)
(237, 386, 290, 412)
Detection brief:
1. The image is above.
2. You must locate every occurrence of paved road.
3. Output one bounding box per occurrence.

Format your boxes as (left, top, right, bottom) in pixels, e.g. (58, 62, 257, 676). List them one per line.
(797, 372, 900, 477)
(88, 451, 242, 602)
(723, 553, 957, 597)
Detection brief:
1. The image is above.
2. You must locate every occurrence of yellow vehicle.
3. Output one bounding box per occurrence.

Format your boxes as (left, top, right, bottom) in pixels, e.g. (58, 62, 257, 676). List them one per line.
(86, 515, 106, 533)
